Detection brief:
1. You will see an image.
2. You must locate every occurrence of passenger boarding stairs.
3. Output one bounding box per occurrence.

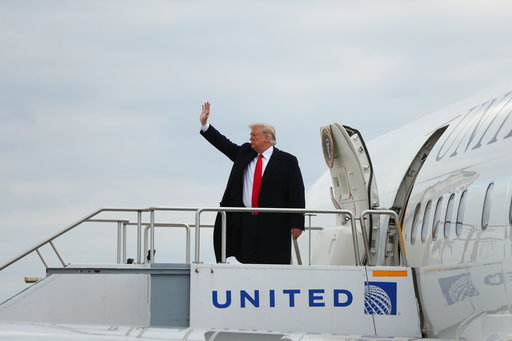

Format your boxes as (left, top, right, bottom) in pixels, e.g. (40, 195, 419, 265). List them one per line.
(0, 206, 421, 339)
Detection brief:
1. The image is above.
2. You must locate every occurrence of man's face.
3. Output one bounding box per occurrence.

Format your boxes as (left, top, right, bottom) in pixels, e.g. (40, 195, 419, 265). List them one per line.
(250, 126, 270, 153)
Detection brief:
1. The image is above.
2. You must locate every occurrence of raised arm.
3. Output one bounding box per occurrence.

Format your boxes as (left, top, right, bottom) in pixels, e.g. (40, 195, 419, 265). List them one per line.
(199, 102, 242, 162)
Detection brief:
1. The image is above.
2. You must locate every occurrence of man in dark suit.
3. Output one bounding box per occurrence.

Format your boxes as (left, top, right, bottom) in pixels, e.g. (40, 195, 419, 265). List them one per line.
(199, 102, 305, 264)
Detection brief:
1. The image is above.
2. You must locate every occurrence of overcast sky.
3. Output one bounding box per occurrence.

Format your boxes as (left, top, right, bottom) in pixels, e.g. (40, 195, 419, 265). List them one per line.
(2, 0, 512, 300)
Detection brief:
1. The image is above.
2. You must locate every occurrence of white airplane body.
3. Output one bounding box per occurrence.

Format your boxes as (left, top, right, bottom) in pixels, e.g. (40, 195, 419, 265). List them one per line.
(308, 83, 512, 339)
(1, 84, 512, 340)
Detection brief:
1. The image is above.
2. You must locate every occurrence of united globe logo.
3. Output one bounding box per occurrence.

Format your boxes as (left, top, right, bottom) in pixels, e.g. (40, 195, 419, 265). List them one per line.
(365, 285, 392, 314)
(364, 282, 397, 315)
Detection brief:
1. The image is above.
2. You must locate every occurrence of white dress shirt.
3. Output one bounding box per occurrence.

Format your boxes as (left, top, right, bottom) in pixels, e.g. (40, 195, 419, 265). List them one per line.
(242, 146, 273, 208)
(201, 123, 210, 132)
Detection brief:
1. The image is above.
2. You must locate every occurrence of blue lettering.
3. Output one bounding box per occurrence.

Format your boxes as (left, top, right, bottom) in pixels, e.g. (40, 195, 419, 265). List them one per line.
(309, 289, 325, 307)
(334, 289, 353, 307)
(240, 290, 259, 308)
(269, 290, 275, 307)
(212, 288, 355, 309)
(212, 290, 231, 309)
(283, 289, 301, 307)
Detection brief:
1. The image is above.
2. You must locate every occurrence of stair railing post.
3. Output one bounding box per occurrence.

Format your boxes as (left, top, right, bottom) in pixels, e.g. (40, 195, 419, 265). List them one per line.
(49, 241, 66, 267)
(220, 211, 227, 263)
(308, 214, 314, 265)
(122, 222, 127, 264)
(349, 212, 360, 266)
(194, 209, 203, 263)
(358, 214, 372, 266)
(117, 221, 123, 264)
(137, 210, 142, 264)
(149, 210, 155, 263)
(35, 248, 48, 269)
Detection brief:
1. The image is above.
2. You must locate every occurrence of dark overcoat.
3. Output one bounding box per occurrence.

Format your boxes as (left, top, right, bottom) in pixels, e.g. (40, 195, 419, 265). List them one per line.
(200, 125, 305, 263)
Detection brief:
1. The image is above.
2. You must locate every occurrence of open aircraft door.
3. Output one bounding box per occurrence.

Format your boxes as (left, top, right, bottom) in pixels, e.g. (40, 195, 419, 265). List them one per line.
(321, 124, 379, 219)
(315, 124, 379, 265)
(318, 123, 449, 266)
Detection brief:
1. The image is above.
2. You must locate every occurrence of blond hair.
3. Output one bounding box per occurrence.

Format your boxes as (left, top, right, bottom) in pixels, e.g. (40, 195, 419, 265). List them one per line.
(249, 123, 277, 145)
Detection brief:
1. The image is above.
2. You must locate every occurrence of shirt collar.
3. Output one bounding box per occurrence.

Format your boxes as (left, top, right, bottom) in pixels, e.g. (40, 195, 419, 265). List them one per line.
(260, 146, 274, 160)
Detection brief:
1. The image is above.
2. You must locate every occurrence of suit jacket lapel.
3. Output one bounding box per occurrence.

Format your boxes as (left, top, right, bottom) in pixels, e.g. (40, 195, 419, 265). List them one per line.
(262, 148, 280, 184)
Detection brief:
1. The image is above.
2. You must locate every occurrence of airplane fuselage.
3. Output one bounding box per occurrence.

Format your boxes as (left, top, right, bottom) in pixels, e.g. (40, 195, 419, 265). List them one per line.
(372, 86, 512, 338)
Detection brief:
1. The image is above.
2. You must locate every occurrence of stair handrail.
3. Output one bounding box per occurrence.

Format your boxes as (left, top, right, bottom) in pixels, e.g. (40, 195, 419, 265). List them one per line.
(1, 206, 359, 272)
(178, 206, 358, 264)
(0, 208, 151, 272)
(360, 209, 408, 266)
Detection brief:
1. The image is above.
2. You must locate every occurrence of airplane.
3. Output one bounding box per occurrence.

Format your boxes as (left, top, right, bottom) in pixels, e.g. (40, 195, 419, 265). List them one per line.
(0, 83, 512, 340)
(307, 82, 512, 339)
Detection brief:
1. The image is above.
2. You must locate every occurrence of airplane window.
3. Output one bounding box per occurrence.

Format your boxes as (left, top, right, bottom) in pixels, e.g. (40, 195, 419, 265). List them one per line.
(410, 203, 421, 244)
(444, 194, 456, 238)
(432, 197, 443, 240)
(455, 190, 467, 236)
(482, 183, 494, 230)
(421, 200, 432, 242)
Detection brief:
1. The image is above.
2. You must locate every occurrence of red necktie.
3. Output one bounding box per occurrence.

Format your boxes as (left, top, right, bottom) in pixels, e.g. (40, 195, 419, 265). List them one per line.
(252, 154, 263, 214)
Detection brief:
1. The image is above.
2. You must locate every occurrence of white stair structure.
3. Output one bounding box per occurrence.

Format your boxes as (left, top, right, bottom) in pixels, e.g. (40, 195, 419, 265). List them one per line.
(0, 206, 422, 340)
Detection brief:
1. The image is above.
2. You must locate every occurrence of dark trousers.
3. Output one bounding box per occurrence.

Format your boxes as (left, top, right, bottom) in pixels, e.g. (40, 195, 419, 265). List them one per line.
(240, 213, 291, 265)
